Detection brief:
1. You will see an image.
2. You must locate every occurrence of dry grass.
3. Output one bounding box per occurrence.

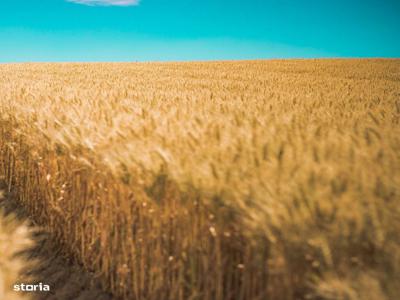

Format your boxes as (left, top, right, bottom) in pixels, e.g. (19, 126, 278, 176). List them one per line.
(0, 59, 399, 299)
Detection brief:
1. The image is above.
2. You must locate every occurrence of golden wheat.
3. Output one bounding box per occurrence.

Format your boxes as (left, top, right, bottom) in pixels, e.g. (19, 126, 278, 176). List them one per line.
(0, 59, 399, 299)
(0, 191, 34, 300)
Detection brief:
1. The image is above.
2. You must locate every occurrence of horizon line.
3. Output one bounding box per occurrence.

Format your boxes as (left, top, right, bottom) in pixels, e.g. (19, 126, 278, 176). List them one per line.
(1, 57, 400, 64)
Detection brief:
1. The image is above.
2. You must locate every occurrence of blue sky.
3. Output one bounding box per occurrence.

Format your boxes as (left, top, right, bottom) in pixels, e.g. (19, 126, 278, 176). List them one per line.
(0, 0, 399, 62)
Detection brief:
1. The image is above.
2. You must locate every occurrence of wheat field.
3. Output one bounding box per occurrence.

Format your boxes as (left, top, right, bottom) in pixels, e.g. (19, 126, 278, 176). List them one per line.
(0, 189, 34, 300)
(0, 59, 399, 299)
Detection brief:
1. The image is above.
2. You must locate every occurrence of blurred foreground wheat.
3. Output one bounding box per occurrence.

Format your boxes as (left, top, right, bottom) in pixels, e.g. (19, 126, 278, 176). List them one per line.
(0, 59, 399, 299)
(0, 189, 33, 300)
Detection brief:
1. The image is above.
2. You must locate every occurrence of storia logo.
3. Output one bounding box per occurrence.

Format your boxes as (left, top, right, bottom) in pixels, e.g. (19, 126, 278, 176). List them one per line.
(14, 283, 50, 292)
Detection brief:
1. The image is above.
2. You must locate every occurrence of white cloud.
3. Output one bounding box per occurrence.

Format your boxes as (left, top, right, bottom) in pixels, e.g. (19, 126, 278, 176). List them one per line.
(67, 0, 139, 6)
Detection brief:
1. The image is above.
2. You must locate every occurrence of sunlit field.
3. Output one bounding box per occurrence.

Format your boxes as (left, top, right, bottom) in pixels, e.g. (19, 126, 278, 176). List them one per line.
(0, 193, 34, 300)
(0, 59, 399, 300)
